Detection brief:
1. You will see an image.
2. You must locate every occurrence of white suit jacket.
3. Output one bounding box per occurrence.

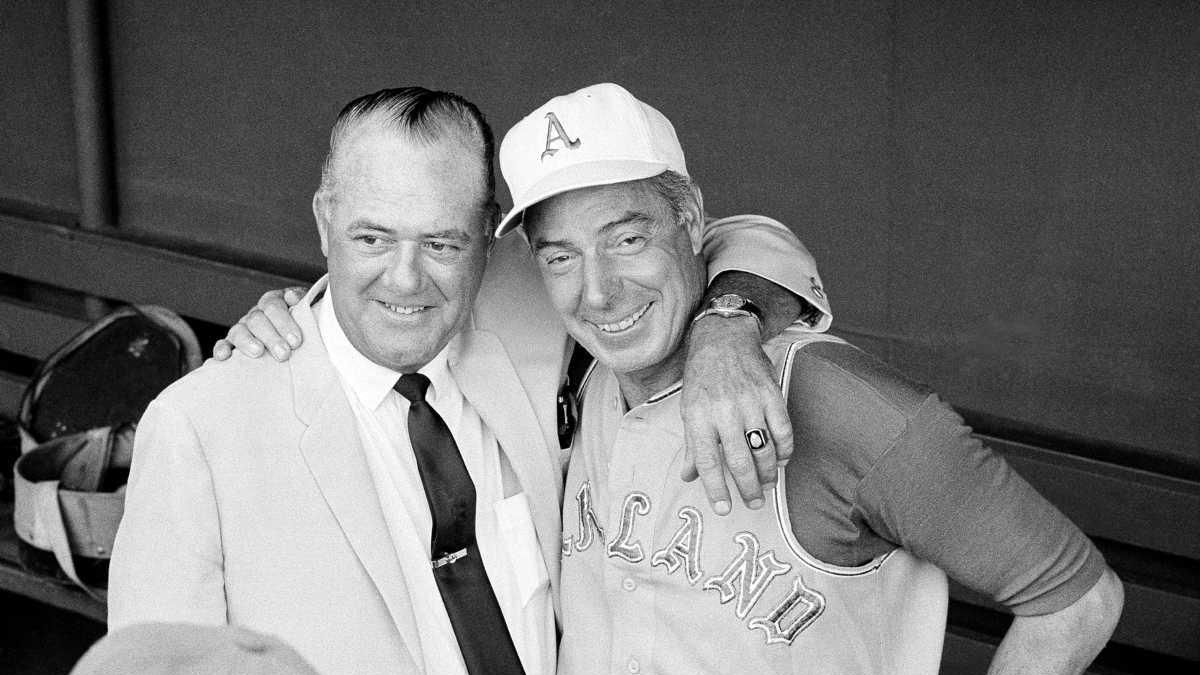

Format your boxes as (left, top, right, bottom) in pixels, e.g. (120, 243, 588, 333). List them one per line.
(108, 218, 826, 674)
(109, 280, 562, 674)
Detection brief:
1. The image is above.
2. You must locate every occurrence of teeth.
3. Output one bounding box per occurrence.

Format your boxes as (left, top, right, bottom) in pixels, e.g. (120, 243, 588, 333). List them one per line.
(594, 303, 651, 333)
(381, 302, 426, 315)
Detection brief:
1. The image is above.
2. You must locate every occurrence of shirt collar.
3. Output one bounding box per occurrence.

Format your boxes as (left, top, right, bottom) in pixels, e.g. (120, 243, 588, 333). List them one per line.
(597, 366, 682, 420)
(316, 291, 457, 412)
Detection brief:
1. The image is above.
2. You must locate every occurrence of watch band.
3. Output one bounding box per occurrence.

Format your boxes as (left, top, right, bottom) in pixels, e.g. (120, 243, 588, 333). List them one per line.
(690, 293, 765, 333)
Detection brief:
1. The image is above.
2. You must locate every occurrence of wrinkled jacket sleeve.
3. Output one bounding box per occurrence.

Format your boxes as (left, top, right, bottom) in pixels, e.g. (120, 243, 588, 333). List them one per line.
(701, 214, 832, 331)
(108, 399, 228, 629)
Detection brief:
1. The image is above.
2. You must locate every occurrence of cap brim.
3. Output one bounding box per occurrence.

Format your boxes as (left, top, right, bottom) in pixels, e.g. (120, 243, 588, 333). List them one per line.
(496, 159, 670, 238)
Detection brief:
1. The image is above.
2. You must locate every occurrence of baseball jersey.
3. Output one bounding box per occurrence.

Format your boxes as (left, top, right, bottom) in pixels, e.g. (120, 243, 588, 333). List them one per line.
(558, 328, 1105, 674)
(558, 332, 949, 675)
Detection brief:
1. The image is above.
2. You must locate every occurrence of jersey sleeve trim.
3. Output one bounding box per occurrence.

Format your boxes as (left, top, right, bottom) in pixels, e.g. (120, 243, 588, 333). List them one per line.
(772, 333, 899, 577)
(772, 464, 896, 576)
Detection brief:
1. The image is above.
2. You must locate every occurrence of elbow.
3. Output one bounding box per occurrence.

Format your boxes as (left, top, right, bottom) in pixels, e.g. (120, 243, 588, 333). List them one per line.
(1057, 565, 1124, 648)
(997, 568, 1125, 672)
(1088, 566, 1125, 639)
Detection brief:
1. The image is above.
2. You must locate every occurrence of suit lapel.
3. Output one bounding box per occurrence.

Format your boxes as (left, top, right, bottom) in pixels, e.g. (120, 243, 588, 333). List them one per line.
(449, 329, 564, 613)
(289, 279, 424, 669)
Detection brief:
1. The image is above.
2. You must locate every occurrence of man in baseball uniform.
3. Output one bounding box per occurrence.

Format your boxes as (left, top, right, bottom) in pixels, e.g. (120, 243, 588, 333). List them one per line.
(497, 83, 1125, 675)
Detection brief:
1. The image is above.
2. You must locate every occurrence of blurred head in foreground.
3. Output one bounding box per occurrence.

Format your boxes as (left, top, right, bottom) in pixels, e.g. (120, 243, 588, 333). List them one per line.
(71, 622, 320, 675)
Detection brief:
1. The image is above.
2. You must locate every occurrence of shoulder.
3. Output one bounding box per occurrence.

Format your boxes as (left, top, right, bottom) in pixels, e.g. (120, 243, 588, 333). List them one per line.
(773, 332, 934, 444)
(771, 333, 940, 563)
(159, 350, 289, 402)
(149, 348, 301, 431)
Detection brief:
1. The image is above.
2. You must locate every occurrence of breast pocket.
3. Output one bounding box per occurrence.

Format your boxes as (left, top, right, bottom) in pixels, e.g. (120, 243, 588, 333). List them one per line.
(494, 492, 550, 607)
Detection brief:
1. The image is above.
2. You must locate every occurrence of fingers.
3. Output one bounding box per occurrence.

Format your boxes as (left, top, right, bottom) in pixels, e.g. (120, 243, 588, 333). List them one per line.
(679, 319, 788, 514)
(224, 321, 266, 359)
(257, 289, 304, 350)
(763, 392, 794, 469)
(681, 381, 773, 513)
(261, 296, 303, 350)
(242, 309, 292, 361)
(743, 383, 791, 490)
(681, 421, 732, 516)
(212, 339, 233, 361)
(281, 286, 308, 307)
(743, 419, 779, 491)
(715, 417, 766, 509)
(212, 286, 310, 361)
(683, 420, 776, 515)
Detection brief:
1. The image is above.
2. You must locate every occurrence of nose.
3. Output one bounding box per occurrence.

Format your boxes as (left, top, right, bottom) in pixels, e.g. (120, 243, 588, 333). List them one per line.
(581, 255, 620, 310)
(382, 243, 423, 295)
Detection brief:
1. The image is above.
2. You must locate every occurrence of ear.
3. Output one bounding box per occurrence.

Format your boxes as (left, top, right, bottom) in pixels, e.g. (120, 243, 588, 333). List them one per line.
(312, 191, 331, 257)
(683, 183, 705, 254)
(484, 201, 500, 260)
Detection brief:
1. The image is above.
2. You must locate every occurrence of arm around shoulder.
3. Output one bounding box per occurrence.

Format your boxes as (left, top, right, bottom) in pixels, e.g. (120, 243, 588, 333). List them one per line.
(677, 215, 834, 514)
(700, 214, 831, 330)
(108, 398, 228, 629)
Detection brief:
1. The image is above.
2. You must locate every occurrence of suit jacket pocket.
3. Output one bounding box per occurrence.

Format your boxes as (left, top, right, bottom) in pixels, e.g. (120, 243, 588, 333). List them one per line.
(494, 492, 551, 608)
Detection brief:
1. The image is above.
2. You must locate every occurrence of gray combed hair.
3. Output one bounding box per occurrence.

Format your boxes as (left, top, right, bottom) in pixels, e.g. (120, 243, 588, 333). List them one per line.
(644, 170, 697, 221)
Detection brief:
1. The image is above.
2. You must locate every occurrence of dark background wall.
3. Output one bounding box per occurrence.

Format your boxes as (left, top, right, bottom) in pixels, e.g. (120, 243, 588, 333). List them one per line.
(5, 0, 1195, 469)
(2, 1, 1198, 671)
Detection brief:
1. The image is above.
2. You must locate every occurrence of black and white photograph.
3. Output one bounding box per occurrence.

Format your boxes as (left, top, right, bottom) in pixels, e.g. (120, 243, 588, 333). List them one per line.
(0, 1, 1196, 673)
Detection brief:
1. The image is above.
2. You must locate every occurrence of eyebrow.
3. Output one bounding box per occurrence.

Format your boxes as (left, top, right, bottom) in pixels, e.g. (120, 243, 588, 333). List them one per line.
(532, 238, 571, 252)
(599, 211, 655, 234)
(425, 229, 473, 243)
(347, 221, 473, 243)
(531, 210, 655, 252)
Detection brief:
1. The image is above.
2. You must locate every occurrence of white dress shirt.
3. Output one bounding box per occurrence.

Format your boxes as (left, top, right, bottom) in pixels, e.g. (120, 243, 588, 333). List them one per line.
(317, 296, 554, 675)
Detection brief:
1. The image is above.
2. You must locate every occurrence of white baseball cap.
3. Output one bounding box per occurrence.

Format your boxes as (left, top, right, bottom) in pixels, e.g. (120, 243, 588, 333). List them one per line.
(496, 83, 688, 237)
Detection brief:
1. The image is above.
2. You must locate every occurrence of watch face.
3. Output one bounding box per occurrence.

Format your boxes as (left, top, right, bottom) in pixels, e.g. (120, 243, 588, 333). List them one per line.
(713, 293, 746, 310)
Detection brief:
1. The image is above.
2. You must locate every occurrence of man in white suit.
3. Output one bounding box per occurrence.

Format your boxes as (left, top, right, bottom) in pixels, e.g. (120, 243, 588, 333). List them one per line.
(109, 87, 825, 674)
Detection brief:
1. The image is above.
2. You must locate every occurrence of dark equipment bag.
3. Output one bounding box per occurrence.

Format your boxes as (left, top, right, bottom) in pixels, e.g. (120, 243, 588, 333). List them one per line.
(12, 305, 200, 598)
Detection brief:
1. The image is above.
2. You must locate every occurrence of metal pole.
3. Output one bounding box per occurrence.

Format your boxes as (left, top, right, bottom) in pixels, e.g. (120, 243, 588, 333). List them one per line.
(66, 0, 116, 232)
(66, 0, 116, 318)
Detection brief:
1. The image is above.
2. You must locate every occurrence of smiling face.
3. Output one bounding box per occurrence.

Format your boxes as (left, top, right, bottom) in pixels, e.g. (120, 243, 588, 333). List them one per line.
(314, 125, 492, 372)
(526, 178, 706, 396)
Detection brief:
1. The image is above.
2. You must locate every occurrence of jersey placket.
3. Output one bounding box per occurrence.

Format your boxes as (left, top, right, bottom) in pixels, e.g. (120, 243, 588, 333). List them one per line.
(605, 392, 662, 675)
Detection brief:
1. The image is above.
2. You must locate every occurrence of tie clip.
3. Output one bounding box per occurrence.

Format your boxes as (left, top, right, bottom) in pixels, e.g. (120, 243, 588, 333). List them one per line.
(431, 548, 468, 569)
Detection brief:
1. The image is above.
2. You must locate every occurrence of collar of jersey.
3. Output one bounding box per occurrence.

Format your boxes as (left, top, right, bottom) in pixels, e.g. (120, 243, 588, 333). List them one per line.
(643, 381, 682, 405)
(594, 365, 683, 413)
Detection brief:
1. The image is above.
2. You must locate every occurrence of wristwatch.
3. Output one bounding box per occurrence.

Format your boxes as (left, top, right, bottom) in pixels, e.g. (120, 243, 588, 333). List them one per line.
(691, 293, 764, 332)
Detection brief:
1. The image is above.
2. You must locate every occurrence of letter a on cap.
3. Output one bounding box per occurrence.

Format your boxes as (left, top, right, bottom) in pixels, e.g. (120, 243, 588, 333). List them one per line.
(541, 112, 581, 161)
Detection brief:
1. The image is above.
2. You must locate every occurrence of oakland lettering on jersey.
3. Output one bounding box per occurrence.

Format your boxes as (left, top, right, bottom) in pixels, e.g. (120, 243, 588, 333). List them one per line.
(649, 506, 704, 584)
(562, 482, 826, 645)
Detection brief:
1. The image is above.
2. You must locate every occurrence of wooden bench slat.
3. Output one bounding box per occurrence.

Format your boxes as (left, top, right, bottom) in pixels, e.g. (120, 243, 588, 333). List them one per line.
(0, 298, 90, 361)
(983, 434, 1200, 561)
(0, 215, 313, 326)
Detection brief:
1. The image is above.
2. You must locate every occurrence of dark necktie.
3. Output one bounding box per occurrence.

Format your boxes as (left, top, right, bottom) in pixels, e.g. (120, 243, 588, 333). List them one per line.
(393, 373, 526, 675)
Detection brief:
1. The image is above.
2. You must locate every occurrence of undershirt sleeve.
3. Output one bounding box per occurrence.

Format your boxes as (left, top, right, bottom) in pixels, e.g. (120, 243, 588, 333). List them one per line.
(855, 394, 1106, 616)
